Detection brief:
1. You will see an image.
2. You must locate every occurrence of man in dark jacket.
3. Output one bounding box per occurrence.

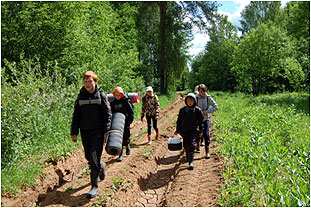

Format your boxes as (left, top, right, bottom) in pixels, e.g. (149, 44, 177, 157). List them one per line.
(175, 93, 204, 170)
(71, 71, 112, 199)
(110, 87, 134, 162)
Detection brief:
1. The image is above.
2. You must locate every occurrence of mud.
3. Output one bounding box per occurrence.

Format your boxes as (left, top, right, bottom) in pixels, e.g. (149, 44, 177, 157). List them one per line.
(1, 93, 225, 207)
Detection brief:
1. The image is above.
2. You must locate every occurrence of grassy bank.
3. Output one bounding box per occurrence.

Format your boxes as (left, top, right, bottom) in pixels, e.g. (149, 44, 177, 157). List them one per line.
(212, 91, 310, 206)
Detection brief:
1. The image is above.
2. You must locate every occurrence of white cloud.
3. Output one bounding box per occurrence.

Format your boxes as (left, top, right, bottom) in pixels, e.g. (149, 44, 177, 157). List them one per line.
(218, 0, 251, 28)
(189, 30, 210, 57)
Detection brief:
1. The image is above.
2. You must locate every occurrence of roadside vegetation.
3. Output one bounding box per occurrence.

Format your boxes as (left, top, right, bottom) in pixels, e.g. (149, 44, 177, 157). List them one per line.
(213, 91, 310, 206)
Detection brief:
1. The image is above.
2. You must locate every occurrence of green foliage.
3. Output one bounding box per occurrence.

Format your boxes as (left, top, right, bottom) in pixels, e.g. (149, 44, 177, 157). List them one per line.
(231, 23, 305, 95)
(189, 15, 238, 92)
(285, 1, 310, 87)
(1, 58, 81, 194)
(1, 1, 145, 92)
(213, 92, 310, 207)
(111, 177, 133, 191)
(239, 1, 283, 36)
(143, 147, 154, 160)
(94, 191, 114, 207)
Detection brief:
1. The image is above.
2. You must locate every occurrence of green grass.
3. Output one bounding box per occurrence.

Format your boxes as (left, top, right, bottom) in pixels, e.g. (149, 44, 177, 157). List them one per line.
(212, 91, 310, 207)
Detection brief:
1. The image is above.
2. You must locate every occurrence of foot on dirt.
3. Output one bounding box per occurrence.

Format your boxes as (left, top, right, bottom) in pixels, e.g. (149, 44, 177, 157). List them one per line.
(87, 186, 98, 199)
(155, 132, 159, 140)
(189, 162, 194, 170)
(117, 153, 123, 162)
(126, 145, 131, 155)
(205, 153, 211, 159)
(195, 149, 200, 153)
(200, 142, 205, 146)
(99, 162, 106, 180)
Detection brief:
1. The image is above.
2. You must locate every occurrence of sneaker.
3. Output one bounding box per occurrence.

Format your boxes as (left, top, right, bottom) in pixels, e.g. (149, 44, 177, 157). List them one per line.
(195, 148, 200, 153)
(189, 162, 194, 170)
(200, 142, 205, 146)
(99, 162, 106, 180)
(126, 145, 131, 155)
(205, 153, 211, 159)
(147, 135, 151, 144)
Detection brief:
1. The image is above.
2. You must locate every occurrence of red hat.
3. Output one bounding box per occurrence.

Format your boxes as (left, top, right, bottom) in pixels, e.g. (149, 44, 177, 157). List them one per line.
(113, 87, 125, 99)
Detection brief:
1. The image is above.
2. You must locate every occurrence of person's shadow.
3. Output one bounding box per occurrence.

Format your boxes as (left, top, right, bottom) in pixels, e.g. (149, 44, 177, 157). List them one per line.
(37, 183, 91, 207)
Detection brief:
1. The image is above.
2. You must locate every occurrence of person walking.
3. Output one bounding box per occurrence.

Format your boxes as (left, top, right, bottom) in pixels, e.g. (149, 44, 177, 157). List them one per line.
(141, 86, 160, 144)
(71, 71, 112, 198)
(175, 93, 204, 170)
(195, 84, 218, 158)
(110, 87, 134, 162)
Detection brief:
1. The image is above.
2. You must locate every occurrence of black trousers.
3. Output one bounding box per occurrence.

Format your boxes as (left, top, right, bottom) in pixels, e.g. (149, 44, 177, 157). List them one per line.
(81, 129, 104, 171)
(146, 114, 158, 135)
(122, 125, 131, 146)
(181, 130, 197, 154)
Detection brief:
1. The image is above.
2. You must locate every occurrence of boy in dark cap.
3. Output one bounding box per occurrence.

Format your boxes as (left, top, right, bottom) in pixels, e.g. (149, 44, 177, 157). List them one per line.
(175, 93, 204, 170)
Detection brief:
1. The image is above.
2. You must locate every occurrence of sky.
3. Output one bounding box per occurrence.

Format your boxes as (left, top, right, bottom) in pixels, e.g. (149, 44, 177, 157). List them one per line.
(189, 0, 289, 57)
(189, 0, 249, 57)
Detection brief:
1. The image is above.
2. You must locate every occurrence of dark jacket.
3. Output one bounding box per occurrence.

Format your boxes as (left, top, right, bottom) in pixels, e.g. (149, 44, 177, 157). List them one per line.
(110, 95, 134, 126)
(71, 85, 112, 135)
(176, 93, 204, 133)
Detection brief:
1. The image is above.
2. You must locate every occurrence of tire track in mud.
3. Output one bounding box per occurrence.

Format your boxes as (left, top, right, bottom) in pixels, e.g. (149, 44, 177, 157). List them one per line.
(1, 93, 224, 207)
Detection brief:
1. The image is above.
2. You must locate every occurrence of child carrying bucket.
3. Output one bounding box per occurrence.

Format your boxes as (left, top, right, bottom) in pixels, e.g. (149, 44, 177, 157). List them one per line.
(174, 93, 204, 170)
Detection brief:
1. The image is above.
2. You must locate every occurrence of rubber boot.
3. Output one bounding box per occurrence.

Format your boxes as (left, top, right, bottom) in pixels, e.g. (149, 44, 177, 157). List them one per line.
(155, 131, 159, 140)
(99, 161, 106, 180)
(185, 149, 190, 162)
(87, 169, 99, 199)
(205, 145, 210, 159)
(126, 144, 131, 155)
(148, 135, 152, 145)
(117, 150, 123, 162)
(189, 152, 194, 170)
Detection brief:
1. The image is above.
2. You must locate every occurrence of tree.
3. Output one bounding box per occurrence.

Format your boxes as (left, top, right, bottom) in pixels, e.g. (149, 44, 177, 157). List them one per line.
(133, 2, 161, 90)
(285, 1, 310, 88)
(239, 1, 282, 36)
(158, 1, 219, 94)
(231, 23, 305, 95)
(189, 15, 238, 92)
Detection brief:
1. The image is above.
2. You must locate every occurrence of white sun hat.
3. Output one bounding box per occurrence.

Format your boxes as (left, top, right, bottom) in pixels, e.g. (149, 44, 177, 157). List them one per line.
(146, 86, 153, 92)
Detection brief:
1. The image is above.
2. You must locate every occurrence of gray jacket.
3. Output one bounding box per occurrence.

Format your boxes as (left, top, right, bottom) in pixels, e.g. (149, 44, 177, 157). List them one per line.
(195, 93, 218, 121)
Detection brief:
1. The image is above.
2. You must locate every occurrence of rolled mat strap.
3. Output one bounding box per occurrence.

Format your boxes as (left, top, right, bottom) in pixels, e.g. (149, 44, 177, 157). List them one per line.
(107, 129, 123, 136)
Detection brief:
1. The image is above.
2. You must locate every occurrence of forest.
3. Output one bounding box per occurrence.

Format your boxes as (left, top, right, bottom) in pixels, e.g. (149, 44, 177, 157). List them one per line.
(1, 1, 310, 207)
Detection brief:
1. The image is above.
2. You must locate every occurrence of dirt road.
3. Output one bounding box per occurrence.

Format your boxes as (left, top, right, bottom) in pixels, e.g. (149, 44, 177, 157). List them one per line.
(2, 93, 224, 207)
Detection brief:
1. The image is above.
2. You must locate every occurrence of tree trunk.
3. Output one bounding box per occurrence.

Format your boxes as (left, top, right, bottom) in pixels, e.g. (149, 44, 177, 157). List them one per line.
(159, 1, 167, 94)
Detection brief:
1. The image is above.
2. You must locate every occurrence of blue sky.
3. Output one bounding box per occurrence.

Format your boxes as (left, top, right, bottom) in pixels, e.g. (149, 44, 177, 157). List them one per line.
(189, 0, 289, 57)
(189, 0, 248, 57)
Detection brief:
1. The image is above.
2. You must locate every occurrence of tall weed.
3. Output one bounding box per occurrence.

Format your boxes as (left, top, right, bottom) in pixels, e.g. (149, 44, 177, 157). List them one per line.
(1, 59, 81, 194)
(213, 92, 310, 206)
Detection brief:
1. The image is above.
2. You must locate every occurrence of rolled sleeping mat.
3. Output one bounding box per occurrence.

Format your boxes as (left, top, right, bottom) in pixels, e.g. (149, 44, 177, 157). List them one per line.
(168, 137, 182, 151)
(105, 112, 126, 155)
(107, 92, 140, 103)
(126, 93, 140, 103)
